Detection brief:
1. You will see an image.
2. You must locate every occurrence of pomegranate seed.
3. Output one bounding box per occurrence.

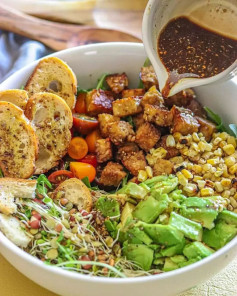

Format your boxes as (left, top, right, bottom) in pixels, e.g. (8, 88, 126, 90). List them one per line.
(81, 255, 92, 270)
(55, 224, 63, 232)
(29, 217, 40, 229)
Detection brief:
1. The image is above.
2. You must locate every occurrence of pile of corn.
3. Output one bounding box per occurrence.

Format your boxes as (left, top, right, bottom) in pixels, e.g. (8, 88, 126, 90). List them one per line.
(138, 131, 237, 213)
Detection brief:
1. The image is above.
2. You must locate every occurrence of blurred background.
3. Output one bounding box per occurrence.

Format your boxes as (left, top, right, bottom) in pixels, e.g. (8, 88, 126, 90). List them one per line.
(0, 0, 148, 38)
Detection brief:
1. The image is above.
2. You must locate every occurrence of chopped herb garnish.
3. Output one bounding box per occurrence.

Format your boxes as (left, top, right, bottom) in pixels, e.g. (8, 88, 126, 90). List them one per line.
(77, 86, 89, 95)
(138, 58, 151, 88)
(123, 116, 135, 128)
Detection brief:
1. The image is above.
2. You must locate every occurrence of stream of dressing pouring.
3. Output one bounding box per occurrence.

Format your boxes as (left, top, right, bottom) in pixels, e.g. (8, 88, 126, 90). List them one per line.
(142, 0, 237, 97)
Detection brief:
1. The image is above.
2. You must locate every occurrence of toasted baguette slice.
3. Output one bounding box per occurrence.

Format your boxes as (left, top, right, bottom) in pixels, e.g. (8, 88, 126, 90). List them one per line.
(0, 102, 38, 179)
(0, 89, 29, 110)
(54, 178, 92, 212)
(24, 57, 77, 109)
(25, 92, 73, 174)
(0, 214, 31, 248)
(0, 178, 37, 215)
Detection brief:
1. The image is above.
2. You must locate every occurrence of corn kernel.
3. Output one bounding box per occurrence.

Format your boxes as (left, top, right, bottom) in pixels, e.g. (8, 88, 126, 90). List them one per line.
(193, 175, 203, 182)
(223, 144, 235, 156)
(173, 132, 182, 142)
(213, 137, 222, 146)
(192, 165, 202, 174)
(197, 180, 206, 189)
(207, 158, 219, 165)
(221, 178, 231, 188)
(203, 173, 212, 179)
(191, 142, 199, 152)
(192, 132, 200, 142)
(227, 136, 237, 148)
(200, 187, 214, 196)
(230, 188, 236, 196)
(138, 170, 148, 182)
(198, 158, 206, 165)
(145, 166, 153, 178)
(233, 193, 237, 200)
(219, 132, 228, 141)
(203, 163, 212, 172)
(214, 169, 223, 178)
(215, 182, 224, 192)
(202, 152, 213, 160)
(222, 190, 231, 198)
(205, 143, 212, 152)
(169, 156, 184, 164)
(181, 169, 193, 179)
(198, 141, 206, 152)
(166, 135, 175, 147)
(177, 172, 188, 186)
(213, 148, 222, 156)
(230, 197, 237, 208)
(229, 164, 237, 175)
(198, 132, 204, 138)
(183, 184, 198, 194)
(224, 156, 236, 168)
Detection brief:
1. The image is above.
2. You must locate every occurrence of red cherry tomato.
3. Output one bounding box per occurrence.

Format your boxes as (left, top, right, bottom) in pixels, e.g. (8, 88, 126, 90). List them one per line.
(29, 217, 41, 229)
(80, 154, 98, 168)
(48, 170, 74, 184)
(73, 114, 98, 135)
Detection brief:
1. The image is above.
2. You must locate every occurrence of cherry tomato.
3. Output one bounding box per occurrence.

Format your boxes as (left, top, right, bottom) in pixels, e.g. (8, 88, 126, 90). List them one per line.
(73, 114, 98, 135)
(70, 162, 96, 182)
(32, 210, 41, 221)
(85, 129, 101, 153)
(29, 216, 41, 229)
(48, 170, 74, 184)
(75, 92, 87, 114)
(80, 154, 97, 168)
(68, 137, 88, 160)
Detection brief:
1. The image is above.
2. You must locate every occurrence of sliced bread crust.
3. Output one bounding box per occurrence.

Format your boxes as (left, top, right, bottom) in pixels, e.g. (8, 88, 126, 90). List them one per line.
(54, 178, 92, 212)
(0, 89, 28, 110)
(0, 102, 38, 179)
(25, 92, 73, 174)
(0, 178, 37, 215)
(24, 57, 77, 109)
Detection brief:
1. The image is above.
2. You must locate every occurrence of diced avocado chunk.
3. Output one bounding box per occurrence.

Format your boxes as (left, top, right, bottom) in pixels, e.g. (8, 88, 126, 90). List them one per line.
(160, 238, 186, 257)
(217, 210, 237, 226)
(163, 258, 179, 271)
(169, 212, 203, 241)
(178, 257, 201, 268)
(153, 258, 165, 266)
(181, 197, 219, 230)
(133, 196, 165, 223)
(150, 176, 178, 196)
(143, 175, 169, 188)
(170, 255, 187, 264)
(141, 223, 184, 246)
(183, 242, 214, 260)
(104, 220, 118, 239)
(203, 221, 237, 250)
(121, 202, 135, 226)
(126, 227, 153, 245)
(118, 182, 148, 200)
(96, 197, 120, 219)
(122, 244, 154, 271)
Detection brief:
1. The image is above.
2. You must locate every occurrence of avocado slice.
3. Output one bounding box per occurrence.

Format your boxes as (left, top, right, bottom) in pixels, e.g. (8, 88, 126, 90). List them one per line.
(183, 242, 214, 260)
(126, 227, 153, 245)
(122, 244, 154, 271)
(181, 197, 219, 229)
(141, 222, 184, 246)
(163, 258, 179, 271)
(133, 196, 166, 223)
(160, 238, 186, 257)
(121, 202, 135, 226)
(143, 175, 169, 188)
(96, 196, 120, 219)
(170, 255, 187, 264)
(178, 257, 201, 268)
(150, 175, 178, 197)
(203, 221, 237, 250)
(118, 182, 148, 200)
(217, 210, 237, 226)
(169, 212, 203, 241)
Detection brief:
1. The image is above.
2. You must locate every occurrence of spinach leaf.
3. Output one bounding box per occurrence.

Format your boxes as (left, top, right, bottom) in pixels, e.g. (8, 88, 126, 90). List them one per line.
(96, 73, 108, 90)
(138, 57, 151, 88)
(123, 115, 135, 128)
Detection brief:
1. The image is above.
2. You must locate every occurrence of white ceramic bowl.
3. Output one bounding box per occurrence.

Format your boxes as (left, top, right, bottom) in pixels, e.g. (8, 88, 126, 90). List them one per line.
(0, 43, 236, 296)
